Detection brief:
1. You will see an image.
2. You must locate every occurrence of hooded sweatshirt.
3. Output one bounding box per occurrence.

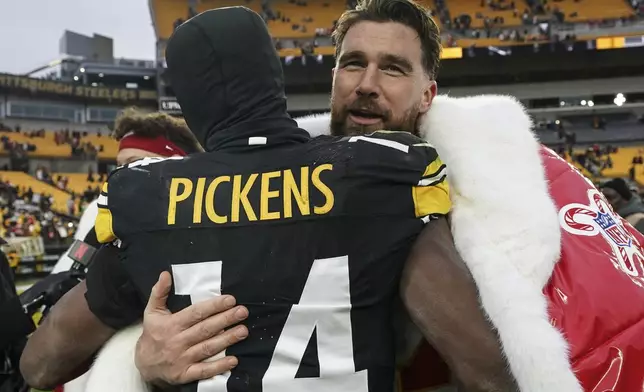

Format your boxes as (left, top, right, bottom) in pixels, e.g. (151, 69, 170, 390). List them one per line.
(165, 6, 309, 152)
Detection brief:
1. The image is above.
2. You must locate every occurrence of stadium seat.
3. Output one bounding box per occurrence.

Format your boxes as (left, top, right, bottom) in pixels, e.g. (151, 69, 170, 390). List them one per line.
(267, 0, 343, 39)
(0, 131, 118, 160)
(547, 0, 634, 22)
(599, 146, 644, 183)
(0, 171, 72, 213)
(153, 0, 193, 40)
(446, 0, 521, 29)
(196, 0, 261, 14)
(55, 173, 104, 196)
(0, 132, 71, 158)
(82, 133, 118, 160)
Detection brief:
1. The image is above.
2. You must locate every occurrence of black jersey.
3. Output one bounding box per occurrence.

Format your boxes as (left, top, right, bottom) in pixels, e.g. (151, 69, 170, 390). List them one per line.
(95, 131, 450, 392)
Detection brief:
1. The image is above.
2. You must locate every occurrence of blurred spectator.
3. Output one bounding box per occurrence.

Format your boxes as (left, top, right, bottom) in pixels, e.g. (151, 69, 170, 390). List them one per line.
(600, 178, 644, 233)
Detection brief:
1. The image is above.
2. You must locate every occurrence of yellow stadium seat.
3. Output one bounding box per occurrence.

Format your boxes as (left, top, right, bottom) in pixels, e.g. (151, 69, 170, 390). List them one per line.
(446, 0, 522, 29)
(54, 173, 105, 196)
(0, 131, 118, 160)
(0, 171, 73, 213)
(546, 0, 633, 22)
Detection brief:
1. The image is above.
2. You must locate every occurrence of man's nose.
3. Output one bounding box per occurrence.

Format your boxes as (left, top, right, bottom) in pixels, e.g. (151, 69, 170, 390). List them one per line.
(355, 66, 380, 98)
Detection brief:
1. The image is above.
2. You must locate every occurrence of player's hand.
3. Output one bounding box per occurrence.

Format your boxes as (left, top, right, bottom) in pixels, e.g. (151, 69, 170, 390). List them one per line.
(135, 271, 249, 385)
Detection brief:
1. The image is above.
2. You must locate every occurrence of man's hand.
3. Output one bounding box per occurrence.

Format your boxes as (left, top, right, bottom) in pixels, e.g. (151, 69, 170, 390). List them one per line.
(135, 271, 249, 386)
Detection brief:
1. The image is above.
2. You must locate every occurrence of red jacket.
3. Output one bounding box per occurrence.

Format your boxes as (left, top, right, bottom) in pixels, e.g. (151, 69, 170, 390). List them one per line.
(542, 146, 644, 392)
(400, 146, 644, 392)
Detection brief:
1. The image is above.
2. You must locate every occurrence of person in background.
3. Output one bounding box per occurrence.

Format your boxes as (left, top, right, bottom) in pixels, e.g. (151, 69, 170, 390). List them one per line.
(52, 108, 204, 274)
(600, 177, 644, 233)
(22, 109, 209, 391)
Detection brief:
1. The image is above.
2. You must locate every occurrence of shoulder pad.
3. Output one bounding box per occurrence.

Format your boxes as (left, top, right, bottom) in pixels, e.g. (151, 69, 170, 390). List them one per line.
(345, 130, 437, 155)
(121, 156, 186, 170)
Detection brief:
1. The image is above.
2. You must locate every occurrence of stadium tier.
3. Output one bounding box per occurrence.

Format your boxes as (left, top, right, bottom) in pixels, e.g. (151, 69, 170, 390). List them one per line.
(151, 0, 638, 47)
(55, 172, 104, 196)
(549, 0, 634, 22)
(447, 0, 521, 29)
(0, 171, 72, 213)
(0, 130, 118, 160)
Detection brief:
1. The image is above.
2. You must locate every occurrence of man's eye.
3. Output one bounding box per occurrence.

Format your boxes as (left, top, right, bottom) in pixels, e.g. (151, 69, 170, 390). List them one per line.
(343, 61, 363, 68)
(384, 65, 404, 74)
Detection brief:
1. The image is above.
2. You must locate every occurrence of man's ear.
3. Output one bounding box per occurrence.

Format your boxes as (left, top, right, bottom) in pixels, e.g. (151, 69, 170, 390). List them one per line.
(419, 81, 437, 114)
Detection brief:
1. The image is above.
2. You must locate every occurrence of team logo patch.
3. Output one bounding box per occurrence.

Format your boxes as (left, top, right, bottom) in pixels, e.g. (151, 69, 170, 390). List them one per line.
(559, 188, 644, 287)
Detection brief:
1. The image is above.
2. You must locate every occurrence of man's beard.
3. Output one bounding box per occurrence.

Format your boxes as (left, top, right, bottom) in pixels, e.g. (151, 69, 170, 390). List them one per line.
(329, 95, 421, 137)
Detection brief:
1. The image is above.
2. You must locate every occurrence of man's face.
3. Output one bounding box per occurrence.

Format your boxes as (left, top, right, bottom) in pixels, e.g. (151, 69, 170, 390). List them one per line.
(330, 21, 437, 136)
(116, 148, 164, 166)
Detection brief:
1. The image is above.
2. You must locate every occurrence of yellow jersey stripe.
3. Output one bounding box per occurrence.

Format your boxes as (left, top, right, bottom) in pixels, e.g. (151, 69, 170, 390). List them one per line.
(422, 158, 445, 179)
(412, 179, 451, 218)
(95, 206, 116, 243)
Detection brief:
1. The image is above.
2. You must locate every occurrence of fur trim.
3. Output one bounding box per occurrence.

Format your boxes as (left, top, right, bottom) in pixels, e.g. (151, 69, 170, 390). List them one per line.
(81, 324, 149, 392)
(421, 95, 581, 392)
(295, 113, 334, 138)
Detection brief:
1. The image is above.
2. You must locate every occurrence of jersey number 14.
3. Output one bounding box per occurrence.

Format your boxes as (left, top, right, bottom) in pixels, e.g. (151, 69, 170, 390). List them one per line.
(171, 256, 369, 391)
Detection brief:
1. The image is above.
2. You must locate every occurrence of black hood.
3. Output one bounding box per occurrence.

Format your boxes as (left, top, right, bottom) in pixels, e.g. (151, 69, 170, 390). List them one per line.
(165, 7, 309, 152)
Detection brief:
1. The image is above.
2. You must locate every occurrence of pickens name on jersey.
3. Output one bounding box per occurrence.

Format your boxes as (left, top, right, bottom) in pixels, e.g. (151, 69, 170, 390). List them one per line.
(167, 164, 335, 226)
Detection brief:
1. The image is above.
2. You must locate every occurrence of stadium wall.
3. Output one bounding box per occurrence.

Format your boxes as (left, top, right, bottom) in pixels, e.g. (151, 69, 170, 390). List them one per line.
(286, 76, 644, 111)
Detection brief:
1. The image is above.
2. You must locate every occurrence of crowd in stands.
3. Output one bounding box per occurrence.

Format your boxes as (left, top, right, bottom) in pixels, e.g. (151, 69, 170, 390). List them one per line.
(162, 0, 641, 56)
(52, 130, 104, 159)
(0, 178, 76, 245)
(32, 165, 104, 215)
(0, 122, 107, 160)
(632, 0, 644, 15)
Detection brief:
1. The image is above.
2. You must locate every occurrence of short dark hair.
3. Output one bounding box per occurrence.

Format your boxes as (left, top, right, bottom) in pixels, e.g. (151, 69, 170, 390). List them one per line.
(332, 0, 441, 79)
(601, 178, 632, 201)
(113, 108, 204, 154)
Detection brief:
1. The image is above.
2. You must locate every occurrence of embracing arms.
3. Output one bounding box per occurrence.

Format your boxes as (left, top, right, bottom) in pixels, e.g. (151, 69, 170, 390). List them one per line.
(400, 217, 519, 392)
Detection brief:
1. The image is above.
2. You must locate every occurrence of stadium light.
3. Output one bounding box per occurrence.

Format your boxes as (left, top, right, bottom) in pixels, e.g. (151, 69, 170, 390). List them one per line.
(98, 73, 104, 78)
(614, 94, 626, 106)
(73, 76, 79, 81)
(581, 100, 587, 106)
(560, 101, 565, 106)
(588, 100, 594, 107)
(91, 82, 98, 87)
(555, 120, 560, 125)
(80, 67, 85, 73)
(144, 75, 150, 80)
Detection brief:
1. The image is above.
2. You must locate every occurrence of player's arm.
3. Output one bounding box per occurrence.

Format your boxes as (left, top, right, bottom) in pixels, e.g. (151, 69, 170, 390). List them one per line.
(395, 140, 518, 391)
(20, 279, 115, 389)
(401, 219, 519, 391)
(19, 243, 139, 390)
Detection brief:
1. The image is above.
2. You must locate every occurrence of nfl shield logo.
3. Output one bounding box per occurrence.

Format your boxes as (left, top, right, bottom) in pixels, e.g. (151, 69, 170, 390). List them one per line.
(594, 212, 632, 247)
